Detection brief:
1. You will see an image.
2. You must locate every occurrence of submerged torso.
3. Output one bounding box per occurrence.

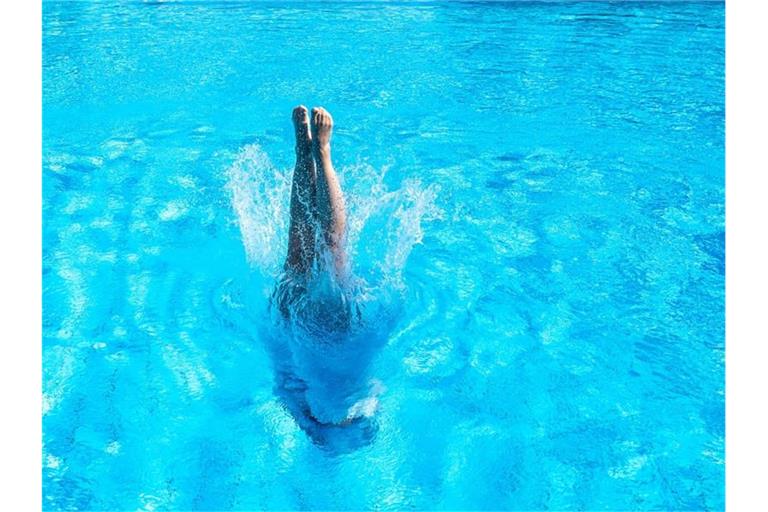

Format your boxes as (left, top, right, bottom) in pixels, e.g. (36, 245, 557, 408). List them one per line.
(270, 270, 380, 425)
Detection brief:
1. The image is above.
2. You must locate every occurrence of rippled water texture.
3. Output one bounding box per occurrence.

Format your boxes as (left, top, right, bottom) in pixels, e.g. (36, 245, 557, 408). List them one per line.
(43, 1, 724, 510)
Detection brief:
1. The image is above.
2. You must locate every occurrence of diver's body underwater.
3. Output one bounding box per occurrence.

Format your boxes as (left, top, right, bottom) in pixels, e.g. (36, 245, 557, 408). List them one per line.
(269, 106, 381, 450)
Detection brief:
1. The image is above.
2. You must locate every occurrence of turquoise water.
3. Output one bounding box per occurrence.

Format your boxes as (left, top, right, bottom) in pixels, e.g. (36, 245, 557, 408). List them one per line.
(43, 1, 724, 510)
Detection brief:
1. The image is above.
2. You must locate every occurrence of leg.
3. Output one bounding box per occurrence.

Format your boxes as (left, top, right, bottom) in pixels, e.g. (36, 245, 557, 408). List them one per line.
(311, 107, 348, 279)
(285, 105, 317, 274)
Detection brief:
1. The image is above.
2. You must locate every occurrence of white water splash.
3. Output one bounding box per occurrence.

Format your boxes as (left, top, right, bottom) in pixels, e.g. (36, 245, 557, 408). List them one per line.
(224, 144, 292, 273)
(224, 144, 441, 288)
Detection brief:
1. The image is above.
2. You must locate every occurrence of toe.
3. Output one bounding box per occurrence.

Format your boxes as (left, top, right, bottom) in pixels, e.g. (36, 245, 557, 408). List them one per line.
(293, 105, 309, 124)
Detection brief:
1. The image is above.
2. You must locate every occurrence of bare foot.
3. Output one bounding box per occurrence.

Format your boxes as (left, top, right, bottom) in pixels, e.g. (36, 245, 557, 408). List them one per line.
(292, 105, 312, 159)
(310, 107, 333, 157)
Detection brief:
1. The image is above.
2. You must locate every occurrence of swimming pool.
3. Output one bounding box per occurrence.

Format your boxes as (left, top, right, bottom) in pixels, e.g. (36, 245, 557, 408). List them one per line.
(43, 1, 724, 510)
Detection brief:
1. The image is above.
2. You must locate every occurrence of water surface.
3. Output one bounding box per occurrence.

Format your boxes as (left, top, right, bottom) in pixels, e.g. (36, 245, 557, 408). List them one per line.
(43, 1, 724, 510)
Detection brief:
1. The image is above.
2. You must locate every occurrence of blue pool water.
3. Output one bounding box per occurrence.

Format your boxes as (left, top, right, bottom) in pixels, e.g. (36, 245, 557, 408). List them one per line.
(43, 1, 724, 510)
